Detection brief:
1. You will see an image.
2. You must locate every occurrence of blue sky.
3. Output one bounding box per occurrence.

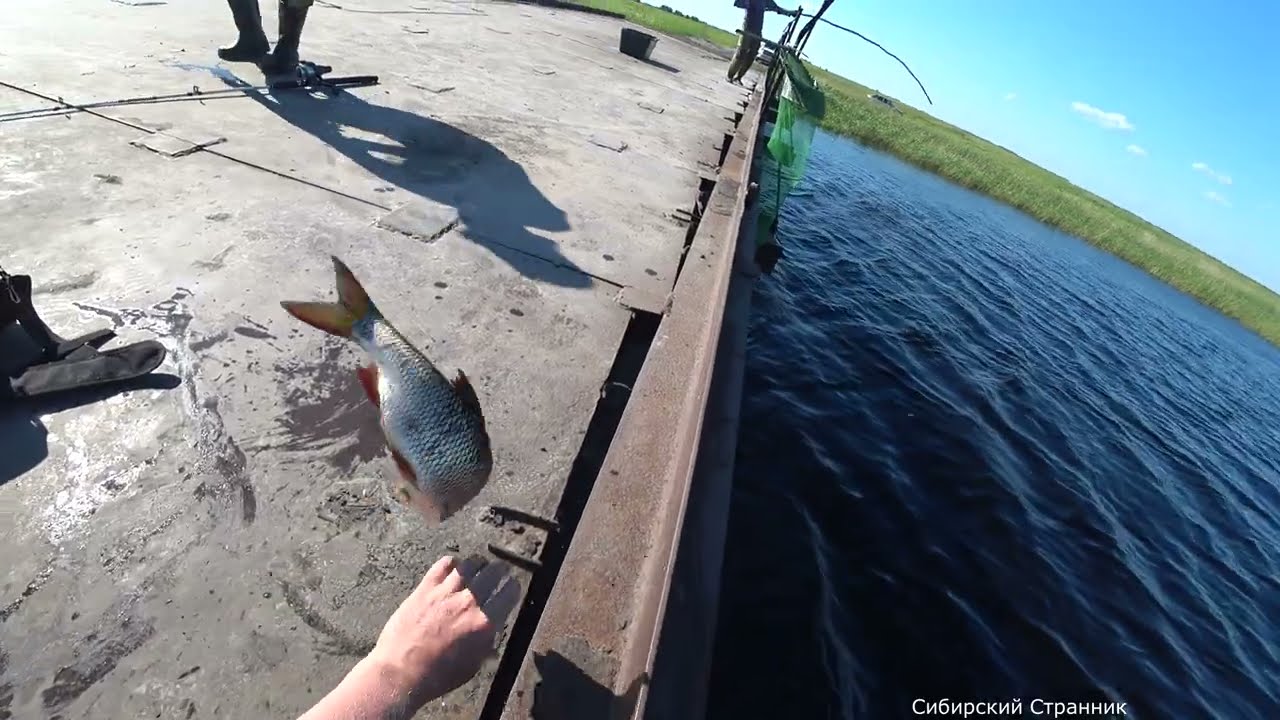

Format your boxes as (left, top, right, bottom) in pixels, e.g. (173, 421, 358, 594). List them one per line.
(663, 1, 1278, 290)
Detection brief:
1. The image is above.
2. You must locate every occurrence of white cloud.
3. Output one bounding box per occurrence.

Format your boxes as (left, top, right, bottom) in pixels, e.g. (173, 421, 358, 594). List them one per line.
(1204, 190, 1231, 207)
(1003, 92, 1017, 101)
(1192, 161, 1232, 185)
(1070, 101, 1134, 130)
(1126, 144, 1147, 156)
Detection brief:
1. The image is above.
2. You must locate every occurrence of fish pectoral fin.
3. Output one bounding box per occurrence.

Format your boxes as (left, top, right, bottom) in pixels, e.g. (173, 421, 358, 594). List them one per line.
(387, 445, 448, 523)
(451, 369, 484, 417)
(356, 363, 381, 410)
(388, 445, 417, 485)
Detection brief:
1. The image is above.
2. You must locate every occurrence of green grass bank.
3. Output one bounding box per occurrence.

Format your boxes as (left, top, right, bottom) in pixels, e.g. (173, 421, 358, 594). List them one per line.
(576, 0, 1280, 346)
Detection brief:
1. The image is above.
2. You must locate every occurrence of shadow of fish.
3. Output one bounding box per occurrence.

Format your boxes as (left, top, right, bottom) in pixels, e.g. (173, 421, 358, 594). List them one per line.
(281, 256, 492, 523)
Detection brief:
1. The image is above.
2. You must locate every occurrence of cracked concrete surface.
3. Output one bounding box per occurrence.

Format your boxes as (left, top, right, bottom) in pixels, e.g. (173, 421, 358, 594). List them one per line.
(0, 0, 746, 717)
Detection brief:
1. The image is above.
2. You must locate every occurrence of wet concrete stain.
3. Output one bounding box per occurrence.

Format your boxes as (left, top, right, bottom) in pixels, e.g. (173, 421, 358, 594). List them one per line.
(72, 302, 129, 330)
(247, 630, 288, 671)
(238, 316, 272, 335)
(279, 580, 373, 657)
(189, 396, 257, 525)
(34, 272, 99, 296)
(194, 245, 234, 270)
(100, 508, 184, 574)
(74, 289, 259, 525)
(0, 562, 55, 622)
(40, 597, 156, 713)
(276, 338, 387, 474)
(233, 325, 274, 341)
(317, 484, 386, 533)
(0, 646, 13, 720)
(190, 330, 228, 353)
(158, 294, 258, 525)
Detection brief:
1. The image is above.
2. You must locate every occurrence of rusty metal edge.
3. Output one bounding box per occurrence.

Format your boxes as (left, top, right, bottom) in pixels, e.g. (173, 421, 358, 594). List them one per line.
(637, 98, 768, 720)
(497, 84, 766, 719)
(621, 88, 766, 720)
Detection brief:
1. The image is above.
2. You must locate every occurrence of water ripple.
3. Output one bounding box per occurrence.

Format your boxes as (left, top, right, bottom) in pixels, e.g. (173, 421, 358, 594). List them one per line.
(708, 132, 1280, 720)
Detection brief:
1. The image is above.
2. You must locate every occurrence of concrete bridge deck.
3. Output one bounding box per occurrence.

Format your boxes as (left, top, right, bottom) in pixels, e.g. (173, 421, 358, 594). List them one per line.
(0, 1, 757, 718)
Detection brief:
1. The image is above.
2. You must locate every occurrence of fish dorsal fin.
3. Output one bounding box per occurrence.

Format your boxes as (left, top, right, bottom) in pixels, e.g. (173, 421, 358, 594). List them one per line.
(452, 369, 484, 418)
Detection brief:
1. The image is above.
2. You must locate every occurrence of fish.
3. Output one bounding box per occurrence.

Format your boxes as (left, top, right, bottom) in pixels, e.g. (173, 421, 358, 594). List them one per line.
(280, 256, 493, 523)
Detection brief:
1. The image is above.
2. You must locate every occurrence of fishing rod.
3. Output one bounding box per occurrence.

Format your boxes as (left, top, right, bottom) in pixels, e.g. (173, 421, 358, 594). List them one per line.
(0, 62, 379, 125)
(794, 0, 833, 52)
(791, 0, 933, 105)
(0, 85, 262, 124)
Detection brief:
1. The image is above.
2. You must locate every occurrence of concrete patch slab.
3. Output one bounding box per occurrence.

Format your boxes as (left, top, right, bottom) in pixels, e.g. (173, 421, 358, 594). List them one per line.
(375, 199, 461, 244)
(129, 130, 227, 158)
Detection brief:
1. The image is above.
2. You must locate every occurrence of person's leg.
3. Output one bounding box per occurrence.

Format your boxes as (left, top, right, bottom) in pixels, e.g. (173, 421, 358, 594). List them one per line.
(744, 37, 761, 75)
(217, 0, 270, 63)
(260, 0, 312, 75)
(727, 37, 749, 82)
(728, 36, 760, 83)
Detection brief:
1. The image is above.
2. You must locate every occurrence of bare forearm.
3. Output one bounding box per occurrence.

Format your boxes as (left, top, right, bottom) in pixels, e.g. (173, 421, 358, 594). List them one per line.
(297, 657, 426, 720)
(296, 555, 518, 720)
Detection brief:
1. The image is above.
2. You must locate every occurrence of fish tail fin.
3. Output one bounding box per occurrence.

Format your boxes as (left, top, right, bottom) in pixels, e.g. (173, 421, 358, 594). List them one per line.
(280, 301, 357, 337)
(331, 256, 376, 320)
(279, 256, 377, 338)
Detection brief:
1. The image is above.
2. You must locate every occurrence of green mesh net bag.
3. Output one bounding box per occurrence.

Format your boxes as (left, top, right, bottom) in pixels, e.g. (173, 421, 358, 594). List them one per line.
(757, 50, 825, 249)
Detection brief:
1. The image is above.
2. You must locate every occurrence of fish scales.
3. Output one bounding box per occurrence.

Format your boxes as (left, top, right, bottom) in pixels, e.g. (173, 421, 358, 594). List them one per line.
(281, 256, 493, 523)
(362, 317, 491, 505)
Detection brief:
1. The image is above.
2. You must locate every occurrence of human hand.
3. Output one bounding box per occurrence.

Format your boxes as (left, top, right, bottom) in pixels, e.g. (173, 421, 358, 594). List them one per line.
(366, 554, 521, 705)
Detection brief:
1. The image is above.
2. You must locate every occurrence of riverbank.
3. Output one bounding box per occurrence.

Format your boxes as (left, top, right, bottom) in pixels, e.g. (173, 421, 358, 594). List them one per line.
(589, 0, 1280, 347)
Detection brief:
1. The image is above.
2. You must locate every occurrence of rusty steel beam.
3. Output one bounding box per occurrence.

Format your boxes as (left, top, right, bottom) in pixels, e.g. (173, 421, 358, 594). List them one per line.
(498, 84, 767, 720)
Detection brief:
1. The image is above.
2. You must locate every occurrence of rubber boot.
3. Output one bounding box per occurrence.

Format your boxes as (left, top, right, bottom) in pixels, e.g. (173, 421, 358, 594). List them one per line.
(0, 270, 115, 368)
(217, 0, 270, 62)
(260, 0, 310, 75)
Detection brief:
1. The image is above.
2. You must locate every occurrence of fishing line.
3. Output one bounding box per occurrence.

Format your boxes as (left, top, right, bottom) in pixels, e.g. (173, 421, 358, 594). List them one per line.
(797, 10, 933, 104)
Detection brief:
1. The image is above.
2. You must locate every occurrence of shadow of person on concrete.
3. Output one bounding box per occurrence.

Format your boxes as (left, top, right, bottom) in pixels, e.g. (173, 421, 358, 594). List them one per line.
(216, 70, 592, 289)
(531, 650, 647, 719)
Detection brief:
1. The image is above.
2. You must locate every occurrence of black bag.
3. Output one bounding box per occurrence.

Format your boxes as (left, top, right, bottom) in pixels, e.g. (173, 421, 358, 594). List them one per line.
(0, 266, 167, 401)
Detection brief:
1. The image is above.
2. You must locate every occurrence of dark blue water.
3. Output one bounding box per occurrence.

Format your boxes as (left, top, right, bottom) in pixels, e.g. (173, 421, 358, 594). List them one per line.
(705, 131, 1280, 720)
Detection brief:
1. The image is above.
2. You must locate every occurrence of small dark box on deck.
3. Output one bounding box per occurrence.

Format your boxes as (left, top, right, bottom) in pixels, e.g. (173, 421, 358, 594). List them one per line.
(619, 27, 657, 61)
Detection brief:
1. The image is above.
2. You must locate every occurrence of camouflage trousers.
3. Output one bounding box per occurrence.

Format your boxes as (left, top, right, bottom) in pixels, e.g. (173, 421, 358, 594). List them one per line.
(727, 34, 761, 82)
